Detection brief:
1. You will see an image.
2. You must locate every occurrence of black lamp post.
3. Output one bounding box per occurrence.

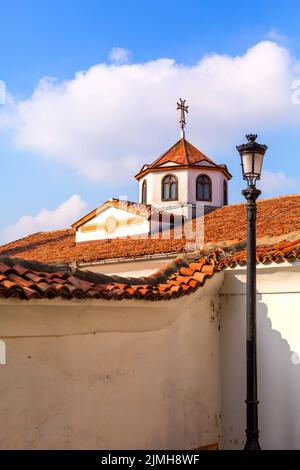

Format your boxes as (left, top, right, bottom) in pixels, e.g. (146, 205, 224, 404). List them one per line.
(236, 134, 268, 450)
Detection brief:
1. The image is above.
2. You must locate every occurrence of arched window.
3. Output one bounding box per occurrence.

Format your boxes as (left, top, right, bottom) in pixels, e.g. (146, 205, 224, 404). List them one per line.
(223, 180, 228, 205)
(162, 174, 178, 201)
(142, 179, 147, 204)
(0, 340, 6, 365)
(196, 174, 212, 201)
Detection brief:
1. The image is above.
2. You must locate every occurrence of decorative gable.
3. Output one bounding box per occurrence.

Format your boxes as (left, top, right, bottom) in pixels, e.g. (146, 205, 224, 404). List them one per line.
(72, 199, 183, 243)
(73, 200, 150, 242)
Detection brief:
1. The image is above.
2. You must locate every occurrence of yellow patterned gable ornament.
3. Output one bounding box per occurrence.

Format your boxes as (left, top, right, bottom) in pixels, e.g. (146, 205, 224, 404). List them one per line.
(80, 215, 145, 233)
(104, 216, 119, 234)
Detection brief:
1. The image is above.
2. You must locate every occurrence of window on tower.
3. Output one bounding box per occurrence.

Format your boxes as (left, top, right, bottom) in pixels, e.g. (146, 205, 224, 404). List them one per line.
(142, 180, 147, 204)
(223, 180, 228, 205)
(162, 174, 178, 201)
(196, 174, 212, 202)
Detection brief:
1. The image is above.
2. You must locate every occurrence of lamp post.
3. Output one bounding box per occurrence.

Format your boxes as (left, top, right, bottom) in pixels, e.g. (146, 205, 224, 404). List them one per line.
(236, 134, 268, 450)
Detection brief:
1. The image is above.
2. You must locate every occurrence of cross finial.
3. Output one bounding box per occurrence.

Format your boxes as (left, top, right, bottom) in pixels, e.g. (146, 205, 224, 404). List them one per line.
(177, 98, 188, 138)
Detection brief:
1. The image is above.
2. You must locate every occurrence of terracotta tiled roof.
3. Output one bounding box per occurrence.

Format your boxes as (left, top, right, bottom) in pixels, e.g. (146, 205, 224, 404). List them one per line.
(135, 138, 231, 179)
(1, 194, 300, 265)
(0, 238, 299, 301)
(150, 138, 216, 167)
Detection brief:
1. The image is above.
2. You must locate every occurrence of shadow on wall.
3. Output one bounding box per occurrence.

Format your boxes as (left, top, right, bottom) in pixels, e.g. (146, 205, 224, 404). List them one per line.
(258, 295, 300, 450)
(220, 286, 300, 450)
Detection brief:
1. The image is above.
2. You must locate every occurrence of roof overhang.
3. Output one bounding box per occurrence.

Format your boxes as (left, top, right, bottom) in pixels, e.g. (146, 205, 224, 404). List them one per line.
(72, 199, 153, 230)
(135, 164, 232, 181)
(72, 200, 112, 230)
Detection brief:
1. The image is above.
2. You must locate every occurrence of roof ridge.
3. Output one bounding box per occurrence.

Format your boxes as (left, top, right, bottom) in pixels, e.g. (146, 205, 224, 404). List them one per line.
(0, 228, 72, 249)
(148, 138, 183, 167)
(184, 139, 216, 165)
(208, 192, 300, 213)
(256, 192, 300, 204)
(182, 137, 188, 164)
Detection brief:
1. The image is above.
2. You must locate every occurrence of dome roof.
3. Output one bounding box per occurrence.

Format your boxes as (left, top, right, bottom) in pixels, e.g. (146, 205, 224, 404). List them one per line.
(135, 137, 231, 180)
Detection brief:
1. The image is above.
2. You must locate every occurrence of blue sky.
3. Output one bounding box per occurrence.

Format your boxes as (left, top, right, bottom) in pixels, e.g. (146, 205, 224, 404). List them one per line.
(0, 0, 300, 243)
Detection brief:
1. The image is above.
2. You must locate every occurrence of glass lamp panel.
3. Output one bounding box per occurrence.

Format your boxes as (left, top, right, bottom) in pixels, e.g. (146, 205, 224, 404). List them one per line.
(253, 153, 263, 177)
(242, 153, 254, 176)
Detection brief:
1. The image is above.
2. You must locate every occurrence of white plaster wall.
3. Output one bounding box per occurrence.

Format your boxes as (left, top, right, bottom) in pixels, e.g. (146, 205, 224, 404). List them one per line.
(76, 206, 150, 243)
(140, 169, 228, 209)
(0, 274, 222, 450)
(220, 264, 300, 450)
(4, 262, 298, 450)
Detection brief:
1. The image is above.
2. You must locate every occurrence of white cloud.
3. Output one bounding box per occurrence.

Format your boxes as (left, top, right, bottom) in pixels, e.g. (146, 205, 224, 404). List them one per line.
(258, 170, 297, 195)
(0, 79, 6, 105)
(0, 194, 86, 245)
(264, 30, 288, 45)
(109, 47, 131, 65)
(1, 41, 300, 183)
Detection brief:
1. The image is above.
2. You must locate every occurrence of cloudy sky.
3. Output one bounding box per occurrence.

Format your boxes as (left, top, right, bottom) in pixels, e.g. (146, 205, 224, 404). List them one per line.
(0, 0, 300, 244)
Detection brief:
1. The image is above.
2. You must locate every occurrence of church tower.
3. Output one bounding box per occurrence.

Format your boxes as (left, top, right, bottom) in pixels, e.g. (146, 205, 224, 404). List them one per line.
(72, 99, 232, 243)
(135, 99, 232, 216)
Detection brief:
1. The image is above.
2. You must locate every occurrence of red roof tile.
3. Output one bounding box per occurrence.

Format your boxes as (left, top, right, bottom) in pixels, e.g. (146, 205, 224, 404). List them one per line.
(1, 194, 300, 265)
(150, 138, 216, 167)
(0, 238, 299, 301)
(135, 138, 231, 179)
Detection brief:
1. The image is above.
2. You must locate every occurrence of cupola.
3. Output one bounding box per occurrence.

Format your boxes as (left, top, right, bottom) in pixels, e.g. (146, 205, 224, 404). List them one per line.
(135, 99, 232, 216)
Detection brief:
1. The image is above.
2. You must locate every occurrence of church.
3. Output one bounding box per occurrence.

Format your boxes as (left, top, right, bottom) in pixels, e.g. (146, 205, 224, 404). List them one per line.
(0, 101, 300, 450)
(72, 99, 231, 247)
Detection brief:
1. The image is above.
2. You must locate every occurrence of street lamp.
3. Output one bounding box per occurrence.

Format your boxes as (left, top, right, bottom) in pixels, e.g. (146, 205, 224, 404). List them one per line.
(236, 134, 268, 450)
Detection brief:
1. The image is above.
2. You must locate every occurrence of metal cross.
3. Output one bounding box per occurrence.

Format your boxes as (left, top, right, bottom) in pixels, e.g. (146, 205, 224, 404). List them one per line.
(177, 98, 189, 137)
